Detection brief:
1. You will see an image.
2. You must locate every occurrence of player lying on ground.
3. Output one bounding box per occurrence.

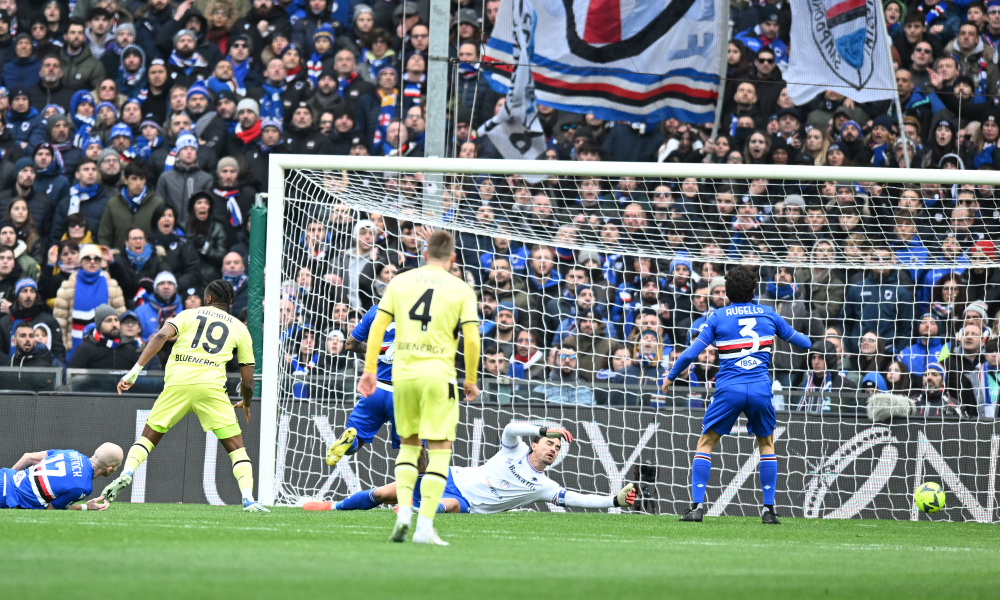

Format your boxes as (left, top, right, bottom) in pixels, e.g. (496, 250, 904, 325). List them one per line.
(1, 443, 122, 510)
(104, 280, 268, 512)
(360, 231, 480, 545)
(662, 265, 811, 525)
(303, 422, 636, 513)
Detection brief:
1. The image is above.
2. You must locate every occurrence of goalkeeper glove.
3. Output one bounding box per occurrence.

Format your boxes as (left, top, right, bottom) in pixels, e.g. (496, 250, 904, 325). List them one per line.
(122, 363, 144, 385)
(540, 427, 573, 443)
(612, 483, 637, 508)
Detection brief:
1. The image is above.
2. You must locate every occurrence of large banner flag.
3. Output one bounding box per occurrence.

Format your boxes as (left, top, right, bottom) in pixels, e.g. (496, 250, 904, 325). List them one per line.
(477, 0, 548, 163)
(482, 0, 724, 125)
(786, 0, 897, 104)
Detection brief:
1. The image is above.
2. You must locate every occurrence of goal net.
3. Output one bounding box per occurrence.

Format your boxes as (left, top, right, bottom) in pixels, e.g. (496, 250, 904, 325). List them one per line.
(260, 156, 1000, 522)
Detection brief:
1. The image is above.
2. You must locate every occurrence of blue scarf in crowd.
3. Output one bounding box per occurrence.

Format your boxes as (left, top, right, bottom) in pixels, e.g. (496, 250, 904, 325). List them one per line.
(68, 182, 101, 215)
(71, 269, 109, 349)
(260, 83, 284, 119)
(126, 242, 153, 270)
(121, 185, 147, 214)
(766, 280, 798, 300)
(228, 57, 251, 87)
(338, 72, 357, 97)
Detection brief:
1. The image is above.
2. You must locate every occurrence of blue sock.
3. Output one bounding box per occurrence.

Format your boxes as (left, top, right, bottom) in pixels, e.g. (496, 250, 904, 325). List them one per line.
(760, 454, 777, 507)
(345, 438, 361, 456)
(691, 452, 712, 505)
(437, 503, 447, 513)
(335, 489, 380, 511)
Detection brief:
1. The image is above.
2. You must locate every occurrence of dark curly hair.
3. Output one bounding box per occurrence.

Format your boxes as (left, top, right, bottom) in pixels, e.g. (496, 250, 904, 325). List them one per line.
(205, 279, 235, 307)
(725, 264, 758, 304)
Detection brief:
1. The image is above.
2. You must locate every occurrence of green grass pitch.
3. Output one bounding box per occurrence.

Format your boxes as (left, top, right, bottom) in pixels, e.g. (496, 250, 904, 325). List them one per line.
(1, 505, 997, 599)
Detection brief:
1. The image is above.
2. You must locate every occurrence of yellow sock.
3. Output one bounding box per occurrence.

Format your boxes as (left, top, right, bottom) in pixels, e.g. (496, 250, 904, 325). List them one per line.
(229, 448, 255, 502)
(394, 444, 421, 510)
(418, 449, 452, 521)
(123, 437, 154, 475)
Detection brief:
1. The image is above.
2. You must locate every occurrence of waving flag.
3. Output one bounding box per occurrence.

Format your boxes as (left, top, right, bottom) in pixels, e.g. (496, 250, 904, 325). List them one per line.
(483, 0, 724, 124)
(786, 0, 897, 104)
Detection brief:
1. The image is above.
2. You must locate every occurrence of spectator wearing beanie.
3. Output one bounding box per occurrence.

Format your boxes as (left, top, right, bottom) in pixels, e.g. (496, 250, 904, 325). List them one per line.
(196, 86, 238, 154)
(304, 24, 337, 86)
(244, 118, 284, 189)
(115, 43, 147, 99)
(53, 244, 125, 354)
(2, 34, 41, 89)
(6, 87, 42, 150)
(31, 143, 70, 213)
(163, 28, 212, 88)
(67, 303, 140, 369)
(232, 97, 262, 153)
(41, 113, 81, 176)
(134, 270, 183, 339)
(0, 277, 66, 364)
(186, 191, 228, 284)
(231, 0, 293, 66)
(99, 160, 165, 249)
(155, 131, 214, 224)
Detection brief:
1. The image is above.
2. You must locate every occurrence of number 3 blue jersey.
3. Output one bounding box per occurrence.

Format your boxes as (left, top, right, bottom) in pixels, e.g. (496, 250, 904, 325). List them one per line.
(350, 305, 395, 382)
(1, 449, 94, 509)
(668, 303, 810, 386)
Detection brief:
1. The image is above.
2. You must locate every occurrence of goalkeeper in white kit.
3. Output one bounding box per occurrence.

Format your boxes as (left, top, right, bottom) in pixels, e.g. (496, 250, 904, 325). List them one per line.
(304, 422, 636, 513)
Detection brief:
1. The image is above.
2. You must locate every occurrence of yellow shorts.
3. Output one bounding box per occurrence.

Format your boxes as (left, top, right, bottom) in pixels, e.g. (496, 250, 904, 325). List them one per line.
(393, 378, 460, 441)
(146, 384, 240, 439)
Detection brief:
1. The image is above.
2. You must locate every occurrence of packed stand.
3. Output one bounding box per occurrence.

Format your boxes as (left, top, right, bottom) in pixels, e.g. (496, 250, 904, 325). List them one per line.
(0, 0, 996, 418)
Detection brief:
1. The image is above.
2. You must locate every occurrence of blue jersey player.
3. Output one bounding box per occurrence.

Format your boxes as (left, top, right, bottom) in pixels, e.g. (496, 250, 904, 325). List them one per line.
(662, 265, 811, 524)
(325, 303, 401, 467)
(1, 443, 122, 511)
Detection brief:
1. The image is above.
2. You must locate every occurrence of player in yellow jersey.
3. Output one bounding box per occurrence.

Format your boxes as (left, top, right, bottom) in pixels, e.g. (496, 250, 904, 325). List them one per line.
(359, 230, 480, 545)
(101, 280, 268, 512)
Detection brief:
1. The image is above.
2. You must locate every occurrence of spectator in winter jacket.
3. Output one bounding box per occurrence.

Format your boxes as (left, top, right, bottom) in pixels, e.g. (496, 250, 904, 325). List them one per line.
(29, 56, 75, 109)
(134, 271, 183, 339)
(148, 204, 201, 291)
(0, 278, 65, 364)
(898, 313, 950, 376)
(282, 101, 334, 154)
(221, 251, 248, 317)
(155, 132, 214, 224)
(532, 345, 594, 406)
(165, 28, 212, 87)
(2, 34, 41, 89)
(841, 245, 914, 354)
(185, 192, 228, 284)
(0, 221, 39, 281)
(99, 160, 165, 249)
(67, 303, 139, 369)
(60, 19, 107, 91)
(5, 87, 42, 150)
(105, 226, 167, 300)
(52, 244, 126, 353)
(0, 158, 50, 240)
(41, 114, 82, 177)
(8, 321, 54, 368)
(51, 158, 109, 240)
(32, 143, 70, 214)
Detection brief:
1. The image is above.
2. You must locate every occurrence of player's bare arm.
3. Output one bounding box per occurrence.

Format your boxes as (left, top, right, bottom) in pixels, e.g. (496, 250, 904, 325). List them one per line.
(344, 335, 366, 356)
(52, 497, 110, 511)
(11, 451, 47, 470)
(117, 322, 178, 394)
(235, 364, 255, 422)
(461, 321, 480, 401)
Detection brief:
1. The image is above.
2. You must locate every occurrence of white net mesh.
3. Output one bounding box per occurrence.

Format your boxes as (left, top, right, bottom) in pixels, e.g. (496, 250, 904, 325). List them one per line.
(266, 160, 1000, 521)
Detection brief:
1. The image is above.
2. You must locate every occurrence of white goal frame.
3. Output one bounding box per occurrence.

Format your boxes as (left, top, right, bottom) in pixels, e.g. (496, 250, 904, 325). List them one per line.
(259, 155, 1000, 507)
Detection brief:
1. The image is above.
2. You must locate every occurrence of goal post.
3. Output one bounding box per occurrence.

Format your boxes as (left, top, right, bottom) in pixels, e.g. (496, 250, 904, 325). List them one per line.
(259, 154, 1000, 521)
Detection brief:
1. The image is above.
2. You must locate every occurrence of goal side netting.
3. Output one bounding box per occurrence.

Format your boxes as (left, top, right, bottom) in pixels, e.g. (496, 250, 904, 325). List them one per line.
(260, 157, 1000, 522)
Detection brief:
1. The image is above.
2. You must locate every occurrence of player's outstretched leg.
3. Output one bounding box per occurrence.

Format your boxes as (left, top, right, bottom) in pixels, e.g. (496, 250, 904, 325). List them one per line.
(390, 442, 421, 542)
(325, 428, 358, 467)
(103, 435, 156, 501)
(680, 451, 711, 522)
(412, 447, 450, 546)
(759, 449, 779, 525)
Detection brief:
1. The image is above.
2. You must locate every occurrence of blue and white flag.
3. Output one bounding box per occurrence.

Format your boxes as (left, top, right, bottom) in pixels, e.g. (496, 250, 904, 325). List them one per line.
(483, 0, 723, 124)
(787, 0, 897, 104)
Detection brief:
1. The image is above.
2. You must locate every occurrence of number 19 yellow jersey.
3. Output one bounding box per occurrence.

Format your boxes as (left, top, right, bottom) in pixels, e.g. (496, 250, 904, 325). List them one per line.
(164, 306, 255, 387)
(377, 264, 478, 382)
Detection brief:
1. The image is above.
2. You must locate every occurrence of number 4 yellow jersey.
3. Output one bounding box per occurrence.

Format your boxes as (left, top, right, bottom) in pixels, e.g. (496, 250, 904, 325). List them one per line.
(164, 306, 255, 387)
(377, 264, 478, 382)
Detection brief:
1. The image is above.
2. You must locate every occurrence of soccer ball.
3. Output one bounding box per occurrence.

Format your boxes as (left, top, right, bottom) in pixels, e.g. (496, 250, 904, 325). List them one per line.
(914, 482, 945, 513)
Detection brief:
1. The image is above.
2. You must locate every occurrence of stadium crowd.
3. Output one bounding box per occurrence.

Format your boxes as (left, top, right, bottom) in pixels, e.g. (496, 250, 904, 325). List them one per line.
(0, 0, 998, 418)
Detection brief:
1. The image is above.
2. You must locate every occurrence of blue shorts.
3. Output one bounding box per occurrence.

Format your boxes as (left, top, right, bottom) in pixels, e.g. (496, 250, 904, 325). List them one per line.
(1, 468, 16, 509)
(345, 385, 400, 449)
(413, 468, 470, 514)
(703, 380, 775, 438)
